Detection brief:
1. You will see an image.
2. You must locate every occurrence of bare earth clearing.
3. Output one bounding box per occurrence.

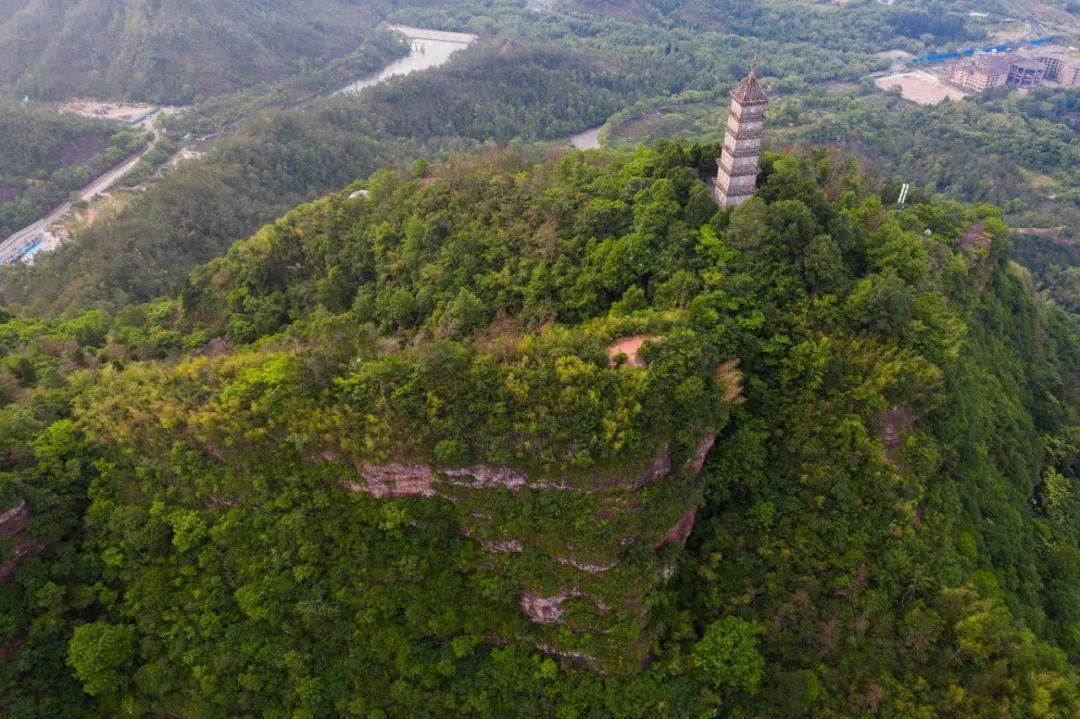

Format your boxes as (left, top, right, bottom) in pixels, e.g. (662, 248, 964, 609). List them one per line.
(51, 99, 164, 123)
(607, 336, 661, 368)
(875, 70, 967, 106)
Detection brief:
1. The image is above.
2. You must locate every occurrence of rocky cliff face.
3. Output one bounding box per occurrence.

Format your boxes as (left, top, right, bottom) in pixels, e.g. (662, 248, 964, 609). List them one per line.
(344, 431, 718, 669)
(75, 312, 740, 673)
(0, 501, 42, 583)
(0, 502, 30, 536)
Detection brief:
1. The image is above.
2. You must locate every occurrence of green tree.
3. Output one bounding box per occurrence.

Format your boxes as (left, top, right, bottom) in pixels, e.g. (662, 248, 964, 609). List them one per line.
(67, 623, 136, 697)
(692, 616, 766, 694)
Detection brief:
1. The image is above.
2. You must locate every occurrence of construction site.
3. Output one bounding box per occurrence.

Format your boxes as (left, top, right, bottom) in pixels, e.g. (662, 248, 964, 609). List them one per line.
(875, 36, 1080, 105)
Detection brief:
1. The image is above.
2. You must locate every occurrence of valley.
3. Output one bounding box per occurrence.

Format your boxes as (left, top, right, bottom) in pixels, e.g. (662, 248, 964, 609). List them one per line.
(0, 24, 475, 267)
(333, 25, 478, 97)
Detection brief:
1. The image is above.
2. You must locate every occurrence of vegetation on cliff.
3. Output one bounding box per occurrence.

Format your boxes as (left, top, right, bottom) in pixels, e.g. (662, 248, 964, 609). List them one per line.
(1, 142, 1080, 716)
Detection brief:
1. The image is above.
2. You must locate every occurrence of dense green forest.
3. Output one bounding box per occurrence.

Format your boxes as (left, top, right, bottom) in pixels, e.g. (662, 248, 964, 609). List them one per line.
(0, 104, 145, 238)
(0, 0, 417, 104)
(6, 0, 1078, 318)
(808, 88, 1080, 274)
(3, 0, 1080, 716)
(3, 142, 1080, 717)
(0, 39, 692, 313)
(0, 0, 937, 313)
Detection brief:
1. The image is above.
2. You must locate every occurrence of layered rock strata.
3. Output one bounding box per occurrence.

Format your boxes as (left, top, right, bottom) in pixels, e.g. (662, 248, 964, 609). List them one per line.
(344, 431, 717, 669)
(0, 501, 43, 583)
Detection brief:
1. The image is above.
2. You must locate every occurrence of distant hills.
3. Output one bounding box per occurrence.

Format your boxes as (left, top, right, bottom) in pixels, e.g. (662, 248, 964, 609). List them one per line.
(0, 0, 406, 103)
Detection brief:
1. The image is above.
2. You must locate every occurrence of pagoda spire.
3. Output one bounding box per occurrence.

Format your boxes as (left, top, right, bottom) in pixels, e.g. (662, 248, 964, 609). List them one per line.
(712, 62, 768, 209)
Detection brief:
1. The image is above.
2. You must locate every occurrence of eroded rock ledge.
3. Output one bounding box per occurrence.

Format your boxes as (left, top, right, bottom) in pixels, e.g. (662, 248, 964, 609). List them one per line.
(339, 431, 719, 668)
(346, 447, 676, 500)
(0, 501, 43, 583)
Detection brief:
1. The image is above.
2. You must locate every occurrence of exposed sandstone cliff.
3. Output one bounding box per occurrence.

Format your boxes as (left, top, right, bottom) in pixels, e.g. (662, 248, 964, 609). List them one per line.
(0, 501, 42, 584)
(0, 501, 30, 536)
(342, 430, 719, 669)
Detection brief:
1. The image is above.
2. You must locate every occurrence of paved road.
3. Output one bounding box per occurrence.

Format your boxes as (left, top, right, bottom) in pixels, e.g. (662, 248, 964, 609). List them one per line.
(78, 132, 158, 202)
(0, 127, 160, 264)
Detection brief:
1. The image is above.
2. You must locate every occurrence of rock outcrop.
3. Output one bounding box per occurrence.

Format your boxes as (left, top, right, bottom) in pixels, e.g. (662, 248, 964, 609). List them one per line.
(347, 444, 676, 499)
(0, 540, 45, 583)
(879, 404, 915, 469)
(521, 590, 584, 624)
(653, 506, 698, 549)
(0, 501, 42, 584)
(0, 501, 30, 536)
(341, 430, 720, 670)
(355, 463, 438, 498)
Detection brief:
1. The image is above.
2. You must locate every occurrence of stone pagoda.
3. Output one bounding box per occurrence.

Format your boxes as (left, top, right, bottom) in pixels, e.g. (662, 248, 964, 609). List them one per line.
(712, 61, 768, 209)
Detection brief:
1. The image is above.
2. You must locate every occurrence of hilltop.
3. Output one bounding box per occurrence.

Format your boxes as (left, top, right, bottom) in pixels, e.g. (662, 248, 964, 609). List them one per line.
(1, 143, 1080, 716)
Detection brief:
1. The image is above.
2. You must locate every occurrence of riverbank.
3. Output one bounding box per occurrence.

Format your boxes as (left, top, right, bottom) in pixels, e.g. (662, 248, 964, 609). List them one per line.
(569, 126, 603, 150)
(333, 25, 477, 96)
(2, 26, 479, 266)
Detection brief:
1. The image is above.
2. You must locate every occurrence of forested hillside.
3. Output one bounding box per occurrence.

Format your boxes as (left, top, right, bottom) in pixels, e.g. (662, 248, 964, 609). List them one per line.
(599, 77, 1080, 278)
(568, 0, 987, 46)
(0, 0, 409, 103)
(0, 0, 907, 314)
(2, 143, 1080, 717)
(8, 0, 1077, 320)
(0, 103, 145, 238)
(0, 41, 685, 313)
(793, 88, 1080, 273)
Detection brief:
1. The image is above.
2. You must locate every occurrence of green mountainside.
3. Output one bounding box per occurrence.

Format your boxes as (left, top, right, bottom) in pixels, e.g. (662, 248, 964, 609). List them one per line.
(0, 41, 678, 314)
(5, 0, 1077, 324)
(0, 0, 406, 103)
(3, 143, 1080, 717)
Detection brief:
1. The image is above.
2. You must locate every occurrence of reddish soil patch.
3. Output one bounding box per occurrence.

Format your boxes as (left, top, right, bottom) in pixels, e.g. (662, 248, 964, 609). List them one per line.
(607, 335, 661, 368)
(0, 187, 20, 204)
(59, 134, 107, 166)
(653, 506, 698, 549)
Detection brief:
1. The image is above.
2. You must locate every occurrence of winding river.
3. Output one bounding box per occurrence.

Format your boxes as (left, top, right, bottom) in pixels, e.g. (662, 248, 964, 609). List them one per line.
(569, 126, 603, 150)
(1, 26, 480, 265)
(334, 25, 478, 96)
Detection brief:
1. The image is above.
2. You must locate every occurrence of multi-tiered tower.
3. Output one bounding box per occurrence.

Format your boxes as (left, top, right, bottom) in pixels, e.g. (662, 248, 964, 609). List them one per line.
(712, 61, 768, 209)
